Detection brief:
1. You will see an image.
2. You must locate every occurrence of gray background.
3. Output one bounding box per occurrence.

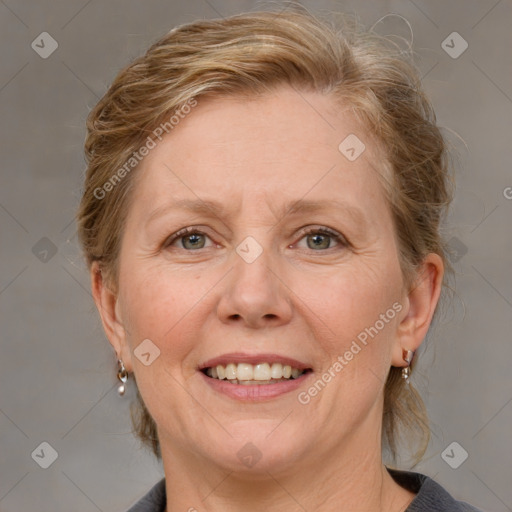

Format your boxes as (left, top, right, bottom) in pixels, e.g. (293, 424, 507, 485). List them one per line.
(1, 0, 511, 511)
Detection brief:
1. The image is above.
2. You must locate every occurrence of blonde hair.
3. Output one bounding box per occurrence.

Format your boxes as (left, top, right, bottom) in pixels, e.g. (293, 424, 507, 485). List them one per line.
(77, 7, 452, 465)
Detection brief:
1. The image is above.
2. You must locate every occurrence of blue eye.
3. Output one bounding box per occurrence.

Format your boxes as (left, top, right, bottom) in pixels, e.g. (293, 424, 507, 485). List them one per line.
(164, 226, 347, 252)
(297, 227, 346, 251)
(165, 228, 211, 250)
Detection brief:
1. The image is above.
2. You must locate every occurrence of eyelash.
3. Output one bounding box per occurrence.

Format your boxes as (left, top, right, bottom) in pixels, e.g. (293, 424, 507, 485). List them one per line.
(164, 226, 348, 252)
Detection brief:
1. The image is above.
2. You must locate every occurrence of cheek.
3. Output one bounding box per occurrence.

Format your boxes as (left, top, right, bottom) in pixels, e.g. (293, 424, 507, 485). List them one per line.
(119, 267, 184, 351)
(295, 263, 402, 429)
(119, 262, 219, 368)
(119, 267, 206, 419)
(294, 259, 402, 358)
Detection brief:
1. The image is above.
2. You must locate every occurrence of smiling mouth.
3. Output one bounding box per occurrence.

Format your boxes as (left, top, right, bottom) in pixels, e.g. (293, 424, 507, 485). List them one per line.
(201, 362, 312, 385)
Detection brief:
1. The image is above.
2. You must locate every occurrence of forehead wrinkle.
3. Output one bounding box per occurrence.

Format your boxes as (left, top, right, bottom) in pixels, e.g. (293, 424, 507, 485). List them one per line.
(145, 195, 369, 234)
(145, 198, 232, 228)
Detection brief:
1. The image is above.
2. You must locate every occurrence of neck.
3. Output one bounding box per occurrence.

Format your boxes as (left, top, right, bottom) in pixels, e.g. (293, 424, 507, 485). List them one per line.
(159, 420, 415, 512)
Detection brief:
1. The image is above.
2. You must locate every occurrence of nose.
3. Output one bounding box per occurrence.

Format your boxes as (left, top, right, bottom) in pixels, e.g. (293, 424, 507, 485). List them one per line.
(216, 244, 293, 329)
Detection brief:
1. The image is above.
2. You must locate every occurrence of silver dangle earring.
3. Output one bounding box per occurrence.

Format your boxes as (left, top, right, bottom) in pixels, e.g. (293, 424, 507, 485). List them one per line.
(117, 359, 128, 396)
(401, 349, 414, 382)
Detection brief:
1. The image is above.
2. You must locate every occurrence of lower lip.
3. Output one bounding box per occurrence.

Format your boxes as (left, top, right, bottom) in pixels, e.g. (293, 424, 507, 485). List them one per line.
(199, 371, 311, 401)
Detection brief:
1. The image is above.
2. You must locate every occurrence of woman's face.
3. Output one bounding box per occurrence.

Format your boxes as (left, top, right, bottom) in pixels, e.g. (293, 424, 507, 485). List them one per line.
(110, 86, 416, 474)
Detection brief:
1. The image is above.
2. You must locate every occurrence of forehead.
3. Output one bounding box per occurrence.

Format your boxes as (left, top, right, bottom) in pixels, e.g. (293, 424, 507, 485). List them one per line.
(130, 86, 390, 219)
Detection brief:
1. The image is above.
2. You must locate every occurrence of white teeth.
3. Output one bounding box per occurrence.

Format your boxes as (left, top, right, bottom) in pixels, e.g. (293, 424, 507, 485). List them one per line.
(204, 362, 306, 382)
(216, 365, 225, 380)
(270, 363, 283, 379)
(236, 363, 253, 380)
(225, 363, 237, 380)
(253, 363, 271, 380)
(229, 379, 293, 385)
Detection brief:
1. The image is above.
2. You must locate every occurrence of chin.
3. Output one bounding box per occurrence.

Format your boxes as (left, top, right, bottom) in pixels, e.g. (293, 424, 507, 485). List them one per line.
(201, 424, 310, 476)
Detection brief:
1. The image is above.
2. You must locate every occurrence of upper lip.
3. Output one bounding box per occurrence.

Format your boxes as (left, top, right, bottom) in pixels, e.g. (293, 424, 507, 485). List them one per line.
(199, 353, 311, 371)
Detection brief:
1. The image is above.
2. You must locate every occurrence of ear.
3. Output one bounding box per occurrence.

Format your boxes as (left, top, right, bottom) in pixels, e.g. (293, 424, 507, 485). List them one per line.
(90, 262, 133, 372)
(391, 253, 444, 367)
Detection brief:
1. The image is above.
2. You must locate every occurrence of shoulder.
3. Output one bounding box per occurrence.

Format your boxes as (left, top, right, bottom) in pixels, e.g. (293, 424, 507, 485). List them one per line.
(126, 478, 166, 512)
(387, 468, 484, 512)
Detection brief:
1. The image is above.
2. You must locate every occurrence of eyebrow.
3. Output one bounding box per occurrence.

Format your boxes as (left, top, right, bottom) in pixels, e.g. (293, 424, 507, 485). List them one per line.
(146, 199, 228, 226)
(145, 198, 367, 228)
